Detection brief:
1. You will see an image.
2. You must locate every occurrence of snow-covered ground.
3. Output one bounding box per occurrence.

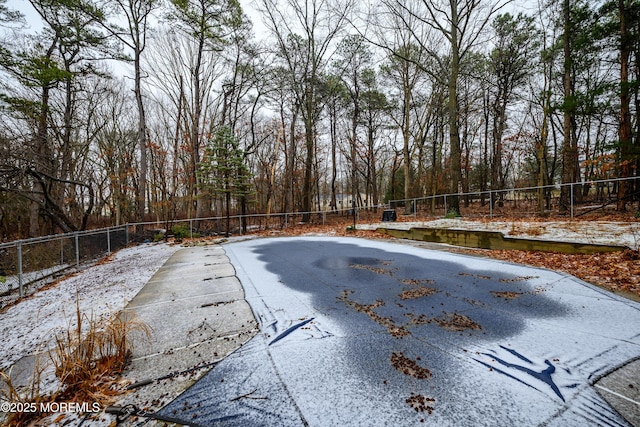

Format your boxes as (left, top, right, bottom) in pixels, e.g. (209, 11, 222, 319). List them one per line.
(1, 220, 637, 425)
(361, 219, 640, 249)
(0, 243, 180, 373)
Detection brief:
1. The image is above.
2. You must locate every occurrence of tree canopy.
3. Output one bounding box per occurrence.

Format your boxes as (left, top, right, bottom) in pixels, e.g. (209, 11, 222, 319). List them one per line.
(0, 0, 639, 239)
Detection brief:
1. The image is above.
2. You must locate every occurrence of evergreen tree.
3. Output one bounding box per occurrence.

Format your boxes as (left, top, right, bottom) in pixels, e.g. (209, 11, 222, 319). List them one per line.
(199, 126, 253, 236)
(0, 0, 106, 235)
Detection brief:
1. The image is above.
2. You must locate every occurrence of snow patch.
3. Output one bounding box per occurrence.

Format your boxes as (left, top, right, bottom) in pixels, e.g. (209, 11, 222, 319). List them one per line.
(0, 243, 180, 371)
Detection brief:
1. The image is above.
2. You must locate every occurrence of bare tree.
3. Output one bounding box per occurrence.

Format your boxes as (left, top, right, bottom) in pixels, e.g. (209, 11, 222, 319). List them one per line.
(98, 0, 158, 223)
(92, 79, 139, 225)
(380, 41, 430, 213)
(333, 34, 372, 213)
(488, 12, 539, 197)
(166, 0, 242, 218)
(259, 0, 353, 222)
(391, 0, 513, 216)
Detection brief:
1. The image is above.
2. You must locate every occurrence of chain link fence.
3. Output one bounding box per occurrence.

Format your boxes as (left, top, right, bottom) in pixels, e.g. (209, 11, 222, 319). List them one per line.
(389, 177, 640, 219)
(0, 226, 129, 310)
(1, 177, 637, 310)
(114, 178, 640, 247)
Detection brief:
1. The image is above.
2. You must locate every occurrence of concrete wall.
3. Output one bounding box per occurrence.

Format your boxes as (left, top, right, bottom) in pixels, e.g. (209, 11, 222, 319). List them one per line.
(376, 227, 627, 254)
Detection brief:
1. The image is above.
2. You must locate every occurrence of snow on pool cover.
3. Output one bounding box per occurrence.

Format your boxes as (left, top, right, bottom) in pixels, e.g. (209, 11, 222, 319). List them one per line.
(161, 237, 640, 426)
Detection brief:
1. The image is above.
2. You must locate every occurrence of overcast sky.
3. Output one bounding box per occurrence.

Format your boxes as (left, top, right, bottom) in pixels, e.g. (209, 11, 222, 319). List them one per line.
(5, 0, 266, 36)
(2, 0, 538, 81)
(5, 0, 536, 38)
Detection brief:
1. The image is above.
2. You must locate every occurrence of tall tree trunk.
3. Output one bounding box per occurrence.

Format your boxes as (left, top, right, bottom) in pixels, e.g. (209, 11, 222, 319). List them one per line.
(538, 72, 552, 216)
(402, 70, 412, 214)
(560, 0, 577, 213)
(447, 1, 462, 216)
(267, 125, 282, 221)
(330, 104, 338, 211)
(617, 0, 632, 211)
(30, 88, 50, 237)
(431, 114, 439, 214)
(369, 125, 378, 211)
(634, 17, 640, 203)
(29, 37, 58, 237)
(58, 74, 74, 211)
(491, 92, 507, 199)
(350, 99, 359, 219)
(303, 113, 314, 222)
(192, 35, 205, 220)
(481, 88, 490, 206)
(285, 108, 297, 215)
(135, 44, 148, 224)
(170, 76, 184, 224)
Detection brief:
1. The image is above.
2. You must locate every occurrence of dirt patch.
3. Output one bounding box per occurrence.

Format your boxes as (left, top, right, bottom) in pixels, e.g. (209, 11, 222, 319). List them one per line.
(490, 291, 523, 300)
(433, 313, 482, 332)
(349, 263, 396, 276)
(390, 352, 431, 379)
(338, 291, 409, 337)
(458, 272, 492, 280)
(405, 313, 432, 326)
(400, 279, 435, 286)
(399, 286, 439, 300)
(406, 393, 435, 414)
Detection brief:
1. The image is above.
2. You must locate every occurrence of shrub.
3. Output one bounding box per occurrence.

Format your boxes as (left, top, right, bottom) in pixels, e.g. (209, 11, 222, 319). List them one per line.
(171, 224, 191, 239)
(445, 209, 460, 219)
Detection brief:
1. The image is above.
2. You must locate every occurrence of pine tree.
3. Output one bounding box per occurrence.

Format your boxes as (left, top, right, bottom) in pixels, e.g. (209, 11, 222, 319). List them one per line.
(199, 126, 254, 236)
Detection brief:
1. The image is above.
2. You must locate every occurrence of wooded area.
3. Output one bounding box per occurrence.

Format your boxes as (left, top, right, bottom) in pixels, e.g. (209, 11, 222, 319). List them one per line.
(0, 0, 639, 240)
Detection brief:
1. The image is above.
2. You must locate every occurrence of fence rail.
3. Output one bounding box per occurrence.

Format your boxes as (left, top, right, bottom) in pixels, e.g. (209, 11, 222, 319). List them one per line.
(0, 226, 129, 309)
(387, 176, 639, 219)
(1, 177, 638, 310)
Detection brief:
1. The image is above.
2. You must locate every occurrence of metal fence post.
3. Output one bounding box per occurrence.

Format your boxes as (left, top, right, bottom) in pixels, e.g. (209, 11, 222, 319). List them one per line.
(125, 224, 129, 245)
(490, 191, 493, 219)
(75, 232, 80, 268)
(570, 183, 574, 220)
(107, 227, 111, 254)
(190, 219, 193, 239)
(413, 199, 417, 219)
(444, 195, 447, 216)
(17, 242, 23, 297)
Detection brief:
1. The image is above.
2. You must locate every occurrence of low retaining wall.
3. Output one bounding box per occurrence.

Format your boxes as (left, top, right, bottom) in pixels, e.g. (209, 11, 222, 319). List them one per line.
(376, 227, 628, 254)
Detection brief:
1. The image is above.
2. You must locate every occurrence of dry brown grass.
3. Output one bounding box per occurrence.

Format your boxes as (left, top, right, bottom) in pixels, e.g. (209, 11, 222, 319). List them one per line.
(1, 302, 150, 426)
(51, 306, 150, 397)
